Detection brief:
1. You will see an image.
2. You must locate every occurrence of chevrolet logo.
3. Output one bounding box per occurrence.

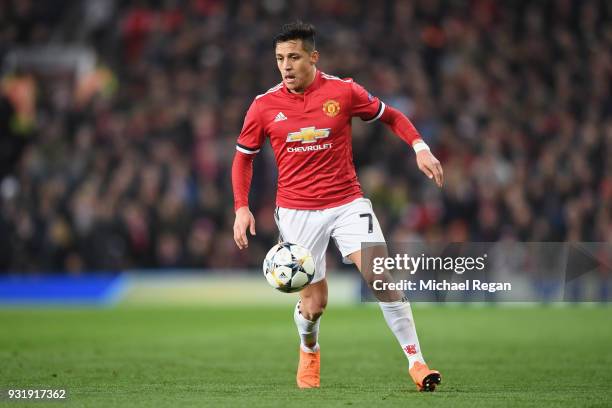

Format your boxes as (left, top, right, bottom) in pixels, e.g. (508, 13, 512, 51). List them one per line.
(286, 127, 331, 143)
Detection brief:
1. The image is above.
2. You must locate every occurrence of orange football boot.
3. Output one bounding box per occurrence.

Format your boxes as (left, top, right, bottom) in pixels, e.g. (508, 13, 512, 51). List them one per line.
(409, 361, 441, 392)
(296, 348, 320, 388)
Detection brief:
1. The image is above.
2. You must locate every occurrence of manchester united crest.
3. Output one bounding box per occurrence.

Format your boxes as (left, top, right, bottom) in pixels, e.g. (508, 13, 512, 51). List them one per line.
(322, 100, 340, 117)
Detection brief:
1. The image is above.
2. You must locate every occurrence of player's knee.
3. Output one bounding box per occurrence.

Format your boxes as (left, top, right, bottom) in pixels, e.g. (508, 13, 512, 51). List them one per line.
(302, 306, 325, 321)
(300, 296, 327, 321)
(363, 273, 379, 289)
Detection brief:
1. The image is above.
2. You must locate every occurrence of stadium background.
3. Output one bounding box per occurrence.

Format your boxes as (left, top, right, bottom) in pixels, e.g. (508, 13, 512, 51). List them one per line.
(1, 0, 610, 273)
(0, 1, 611, 407)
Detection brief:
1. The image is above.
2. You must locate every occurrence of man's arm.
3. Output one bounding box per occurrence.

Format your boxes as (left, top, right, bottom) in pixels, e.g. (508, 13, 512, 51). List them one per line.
(232, 150, 254, 211)
(232, 151, 257, 249)
(232, 98, 265, 249)
(378, 105, 444, 188)
(349, 81, 443, 187)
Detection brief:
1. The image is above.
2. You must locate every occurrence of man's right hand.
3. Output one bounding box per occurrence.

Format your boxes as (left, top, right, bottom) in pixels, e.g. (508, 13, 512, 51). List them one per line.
(233, 206, 256, 249)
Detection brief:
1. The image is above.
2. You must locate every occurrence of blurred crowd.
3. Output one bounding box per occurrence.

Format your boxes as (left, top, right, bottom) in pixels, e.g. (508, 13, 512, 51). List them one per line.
(0, 0, 610, 273)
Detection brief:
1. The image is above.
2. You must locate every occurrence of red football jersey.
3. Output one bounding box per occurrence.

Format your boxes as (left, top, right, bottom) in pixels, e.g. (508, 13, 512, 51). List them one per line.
(236, 70, 386, 210)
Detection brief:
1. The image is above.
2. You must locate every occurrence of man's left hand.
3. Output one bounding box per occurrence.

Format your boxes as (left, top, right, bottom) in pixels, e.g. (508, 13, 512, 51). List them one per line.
(416, 150, 444, 188)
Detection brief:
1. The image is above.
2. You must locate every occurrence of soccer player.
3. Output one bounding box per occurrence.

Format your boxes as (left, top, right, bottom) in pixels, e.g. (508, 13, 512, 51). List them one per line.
(232, 21, 444, 392)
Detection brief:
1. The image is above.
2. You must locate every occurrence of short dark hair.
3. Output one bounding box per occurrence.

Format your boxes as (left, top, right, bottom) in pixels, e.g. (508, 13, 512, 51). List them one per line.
(273, 21, 316, 53)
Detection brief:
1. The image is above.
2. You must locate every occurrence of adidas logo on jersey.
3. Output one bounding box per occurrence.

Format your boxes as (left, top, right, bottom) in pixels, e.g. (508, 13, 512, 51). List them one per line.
(274, 112, 288, 122)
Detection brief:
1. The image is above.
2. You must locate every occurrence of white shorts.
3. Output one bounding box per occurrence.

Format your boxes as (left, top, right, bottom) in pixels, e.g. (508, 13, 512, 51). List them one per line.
(274, 197, 386, 284)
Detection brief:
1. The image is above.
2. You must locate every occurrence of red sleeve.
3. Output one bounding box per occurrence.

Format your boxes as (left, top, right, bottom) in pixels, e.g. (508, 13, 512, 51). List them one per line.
(236, 98, 266, 155)
(350, 81, 385, 122)
(232, 151, 254, 211)
(233, 98, 265, 211)
(379, 105, 423, 146)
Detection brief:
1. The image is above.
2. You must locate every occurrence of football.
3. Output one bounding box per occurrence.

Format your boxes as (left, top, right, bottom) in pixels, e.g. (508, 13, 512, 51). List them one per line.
(263, 242, 316, 293)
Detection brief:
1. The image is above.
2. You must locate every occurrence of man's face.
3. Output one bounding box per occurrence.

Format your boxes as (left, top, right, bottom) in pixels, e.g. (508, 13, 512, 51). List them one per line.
(275, 39, 318, 93)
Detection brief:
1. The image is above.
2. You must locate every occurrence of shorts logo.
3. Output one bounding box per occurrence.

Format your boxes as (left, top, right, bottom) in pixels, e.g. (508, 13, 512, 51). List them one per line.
(322, 99, 340, 117)
(286, 127, 330, 143)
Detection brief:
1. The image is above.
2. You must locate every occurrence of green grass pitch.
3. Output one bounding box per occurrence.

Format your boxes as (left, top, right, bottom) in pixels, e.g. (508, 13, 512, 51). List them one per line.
(1, 305, 611, 407)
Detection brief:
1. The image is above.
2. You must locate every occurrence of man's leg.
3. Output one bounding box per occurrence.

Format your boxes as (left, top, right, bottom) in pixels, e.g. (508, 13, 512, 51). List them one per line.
(295, 278, 328, 351)
(273, 206, 330, 389)
(348, 246, 441, 391)
(349, 245, 426, 365)
(295, 278, 327, 388)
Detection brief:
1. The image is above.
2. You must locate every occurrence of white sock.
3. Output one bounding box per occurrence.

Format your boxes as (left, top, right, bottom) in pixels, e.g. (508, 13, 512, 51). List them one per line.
(294, 301, 320, 353)
(379, 299, 425, 369)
